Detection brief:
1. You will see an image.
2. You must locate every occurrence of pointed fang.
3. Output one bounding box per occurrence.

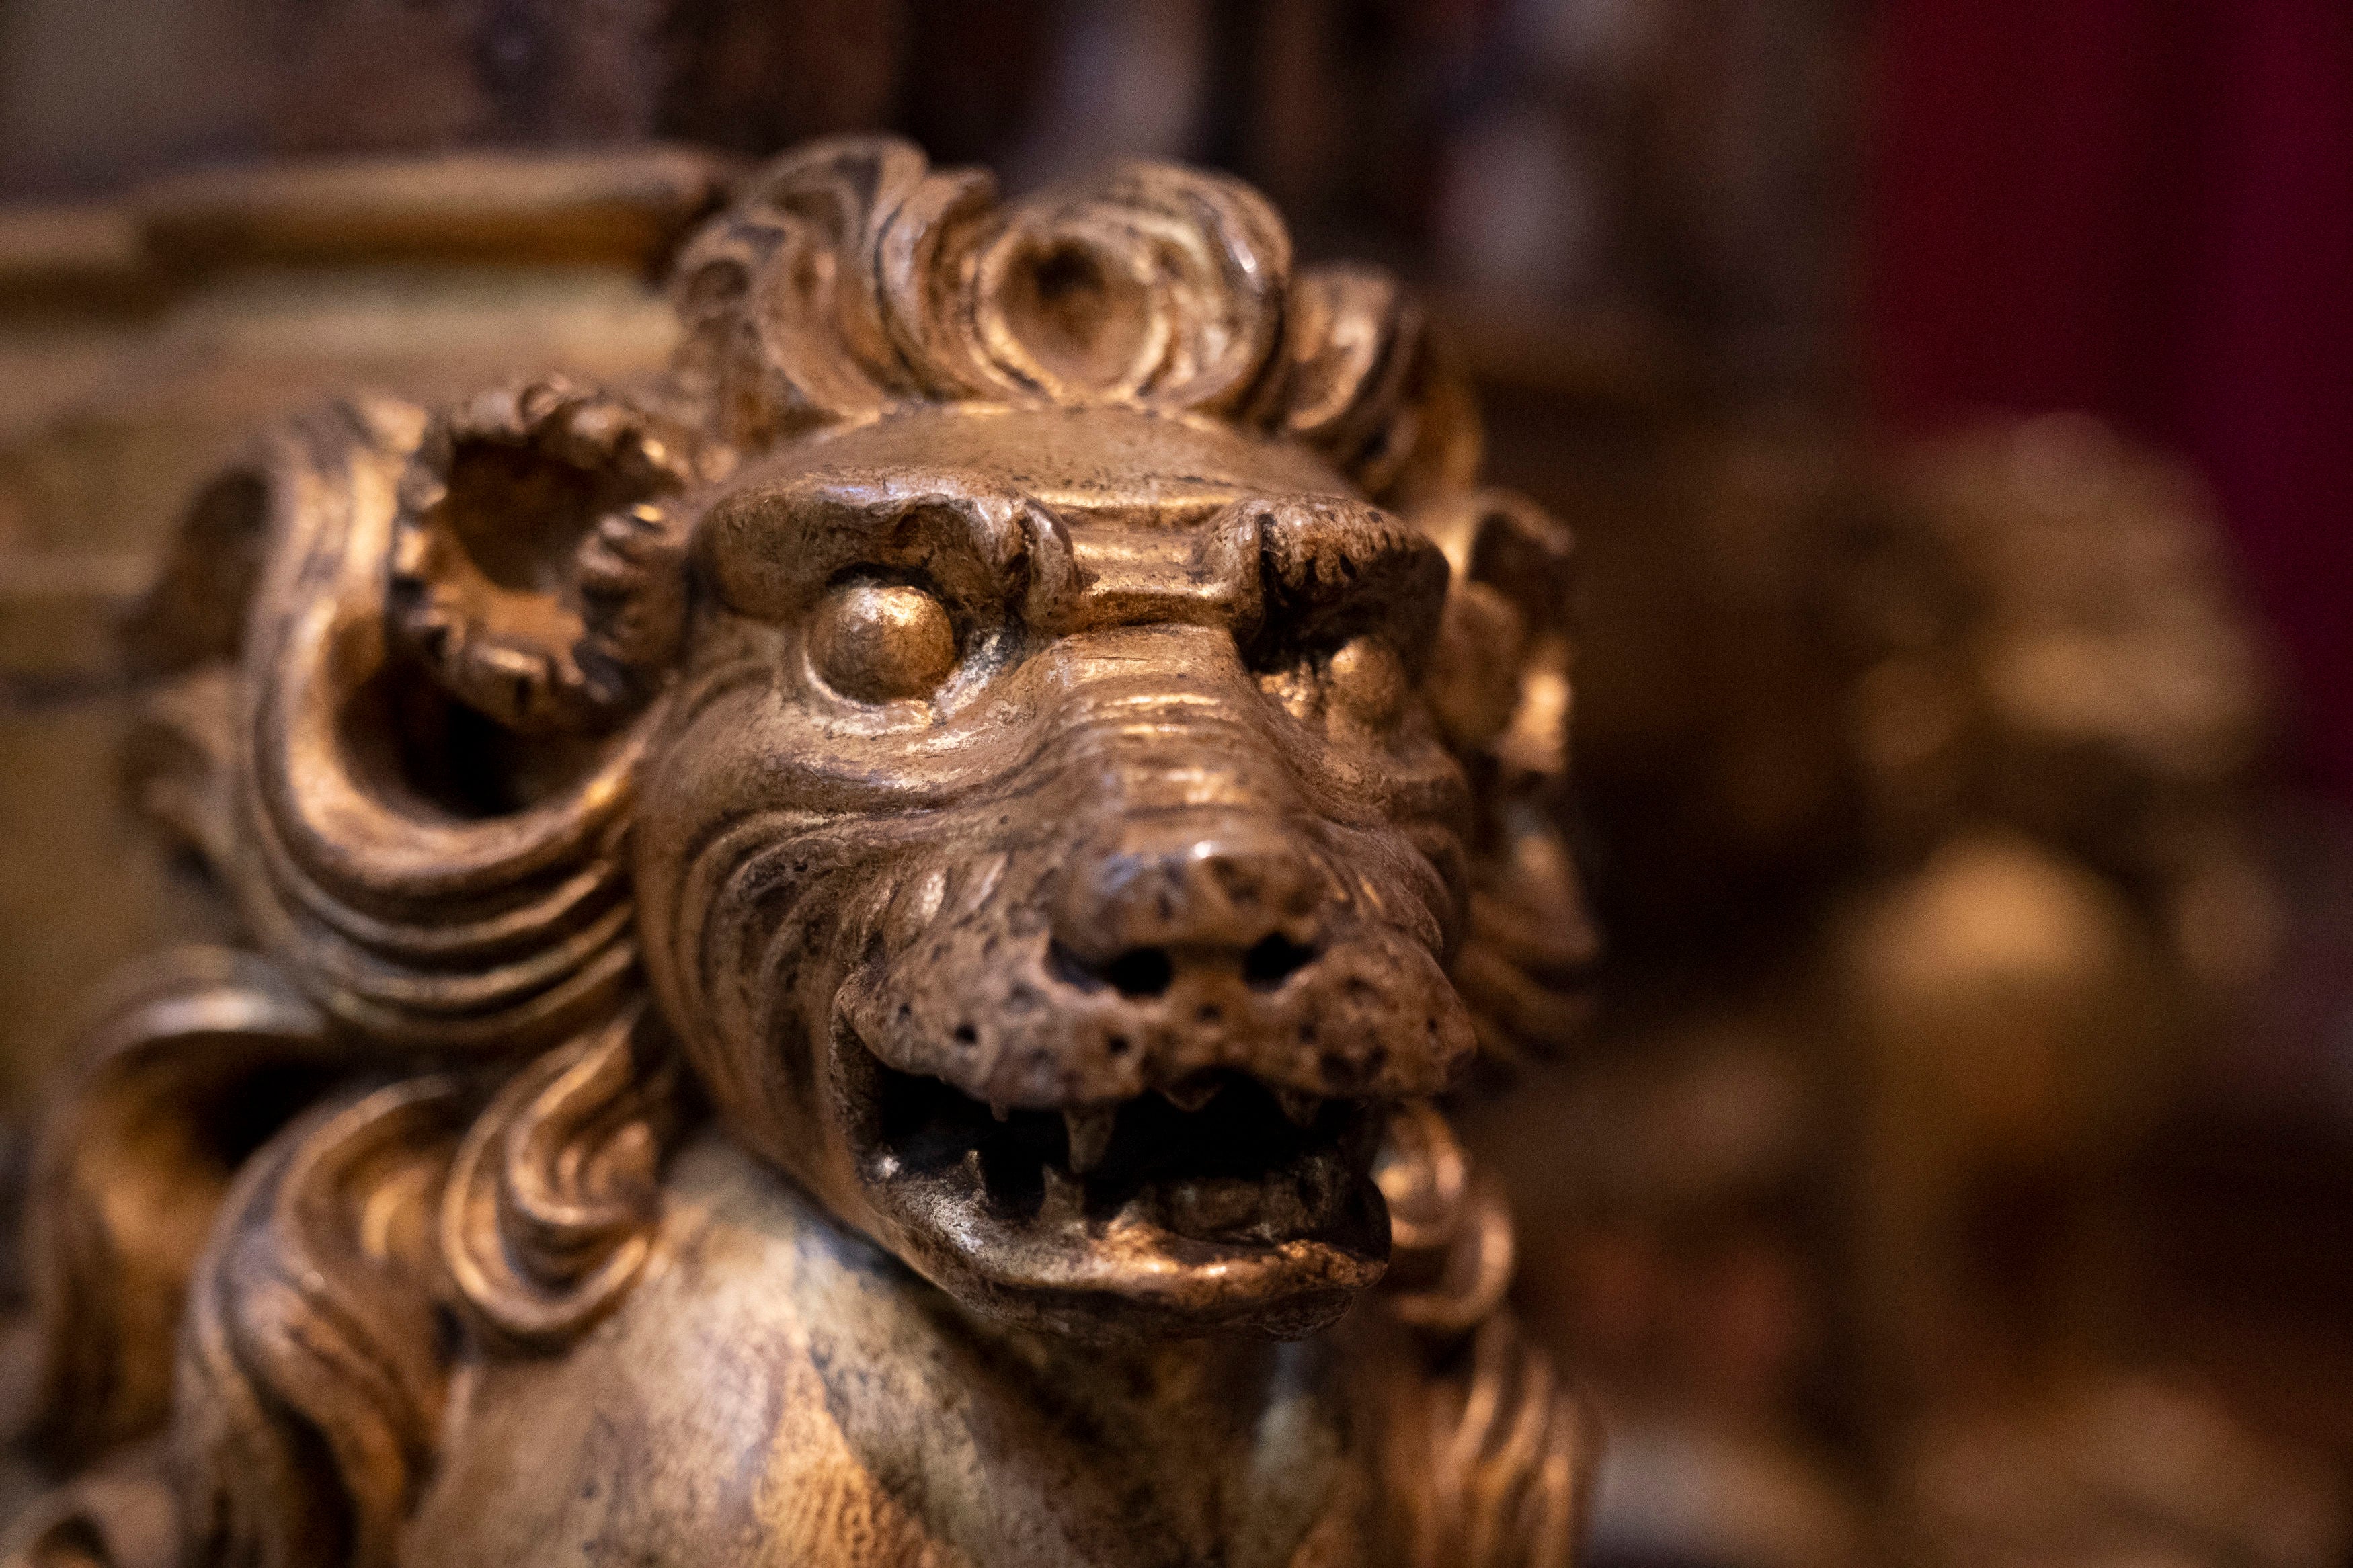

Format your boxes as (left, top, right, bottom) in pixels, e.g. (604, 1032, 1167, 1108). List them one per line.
(1064, 1107, 1117, 1173)
(1275, 1087, 1322, 1128)
(1041, 1163, 1086, 1220)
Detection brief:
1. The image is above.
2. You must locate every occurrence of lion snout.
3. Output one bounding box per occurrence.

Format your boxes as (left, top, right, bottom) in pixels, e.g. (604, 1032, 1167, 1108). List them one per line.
(1047, 809, 1330, 995)
(845, 807, 1474, 1112)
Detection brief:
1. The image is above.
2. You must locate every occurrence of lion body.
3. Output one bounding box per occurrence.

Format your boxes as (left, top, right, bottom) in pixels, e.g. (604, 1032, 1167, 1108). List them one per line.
(405, 1134, 1388, 1568)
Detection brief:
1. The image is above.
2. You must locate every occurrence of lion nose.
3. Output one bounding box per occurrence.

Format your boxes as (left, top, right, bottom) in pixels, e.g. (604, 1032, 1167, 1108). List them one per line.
(1049, 813, 1330, 998)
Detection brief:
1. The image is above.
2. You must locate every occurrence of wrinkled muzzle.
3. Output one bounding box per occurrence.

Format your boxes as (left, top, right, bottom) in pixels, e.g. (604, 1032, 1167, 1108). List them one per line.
(815, 650, 1477, 1337)
(844, 790, 1471, 1114)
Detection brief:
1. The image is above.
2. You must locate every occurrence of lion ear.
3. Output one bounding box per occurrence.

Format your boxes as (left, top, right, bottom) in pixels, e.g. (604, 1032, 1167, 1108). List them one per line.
(147, 383, 698, 1057)
(387, 378, 699, 735)
(1420, 489, 1577, 779)
(1417, 489, 1597, 1057)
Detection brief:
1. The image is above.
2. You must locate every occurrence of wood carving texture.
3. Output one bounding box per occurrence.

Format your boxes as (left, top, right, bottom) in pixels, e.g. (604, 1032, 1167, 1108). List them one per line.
(0, 137, 1598, 1568)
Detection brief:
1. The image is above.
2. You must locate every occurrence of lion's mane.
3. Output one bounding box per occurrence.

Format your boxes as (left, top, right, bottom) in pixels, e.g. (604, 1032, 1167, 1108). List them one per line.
(5, 138, 1588, 1568)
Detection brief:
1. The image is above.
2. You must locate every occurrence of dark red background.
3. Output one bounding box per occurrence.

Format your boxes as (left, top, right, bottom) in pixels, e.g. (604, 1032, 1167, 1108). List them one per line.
(1865, 0, 2353, 799)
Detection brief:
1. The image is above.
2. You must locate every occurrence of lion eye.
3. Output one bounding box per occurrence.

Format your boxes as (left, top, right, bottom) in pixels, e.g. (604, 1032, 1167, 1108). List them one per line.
(809, 583, 959, 703)
(1326, 635, 1407, 731)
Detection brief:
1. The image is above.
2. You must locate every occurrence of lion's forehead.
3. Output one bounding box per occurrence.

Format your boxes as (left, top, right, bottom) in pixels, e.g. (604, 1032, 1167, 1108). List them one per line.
(721, 404, 1363, 527)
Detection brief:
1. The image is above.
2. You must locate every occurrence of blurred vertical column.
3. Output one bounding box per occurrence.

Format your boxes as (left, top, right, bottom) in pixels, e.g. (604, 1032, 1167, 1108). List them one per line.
(1864, 0, 2353, 800)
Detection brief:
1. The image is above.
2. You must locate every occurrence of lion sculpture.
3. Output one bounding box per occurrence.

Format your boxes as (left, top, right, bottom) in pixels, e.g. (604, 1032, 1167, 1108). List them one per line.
(0, 138, 1597, 1568)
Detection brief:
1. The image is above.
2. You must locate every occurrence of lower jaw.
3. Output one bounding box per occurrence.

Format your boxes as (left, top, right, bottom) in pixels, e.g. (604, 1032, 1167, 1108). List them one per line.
(834, 1034, 1393, 1341)
(870, 1173, 1392, 1341)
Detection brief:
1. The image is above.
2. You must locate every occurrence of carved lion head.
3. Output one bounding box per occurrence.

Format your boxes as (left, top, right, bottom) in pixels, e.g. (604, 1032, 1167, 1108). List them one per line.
(123, 137, 1591, 1350)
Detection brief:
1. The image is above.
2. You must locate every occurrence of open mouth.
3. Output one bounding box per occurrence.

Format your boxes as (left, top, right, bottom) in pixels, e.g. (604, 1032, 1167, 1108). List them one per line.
(836, 1026, 1393, 1337)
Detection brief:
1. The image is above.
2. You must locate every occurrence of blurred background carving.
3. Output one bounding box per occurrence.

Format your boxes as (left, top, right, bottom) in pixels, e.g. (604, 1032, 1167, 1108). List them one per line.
(3, 2, 2350, 1563)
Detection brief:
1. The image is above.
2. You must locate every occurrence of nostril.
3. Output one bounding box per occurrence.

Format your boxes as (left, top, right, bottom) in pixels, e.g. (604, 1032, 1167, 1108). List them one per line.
(1103, 947, 1176, 998)
(1049, 936, 1312, 998)
(1047, 940, 1176, 997)
(1242, 933, 1317, 989)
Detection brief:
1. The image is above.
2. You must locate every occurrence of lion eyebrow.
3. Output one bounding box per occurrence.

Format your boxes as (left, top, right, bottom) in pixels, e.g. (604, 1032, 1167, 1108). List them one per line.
(701, 472, 1060, 618)
(792, 477, 1037, 560)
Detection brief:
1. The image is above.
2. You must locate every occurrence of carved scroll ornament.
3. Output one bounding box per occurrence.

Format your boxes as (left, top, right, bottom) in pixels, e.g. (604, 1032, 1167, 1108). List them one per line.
(5, 137, 1597, 1568)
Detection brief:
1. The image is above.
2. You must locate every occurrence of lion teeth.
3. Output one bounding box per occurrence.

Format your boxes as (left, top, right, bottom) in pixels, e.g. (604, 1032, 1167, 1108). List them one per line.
(1166, 1177, 1264, 1237)
(1041, 1163, 1086, 1219)
(1063, 1107, 1117, 1173)
(1160, 1076, 1220, 1113)
(1274, 1087, 1322, 1128)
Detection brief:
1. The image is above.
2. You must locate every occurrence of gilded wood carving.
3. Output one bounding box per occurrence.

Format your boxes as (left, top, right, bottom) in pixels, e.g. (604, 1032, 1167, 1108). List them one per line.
(1, 138, 1597, 1567)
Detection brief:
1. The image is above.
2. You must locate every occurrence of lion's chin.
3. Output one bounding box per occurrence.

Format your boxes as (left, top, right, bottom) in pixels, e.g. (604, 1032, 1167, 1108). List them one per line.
(830, 1018, 1393, 1341)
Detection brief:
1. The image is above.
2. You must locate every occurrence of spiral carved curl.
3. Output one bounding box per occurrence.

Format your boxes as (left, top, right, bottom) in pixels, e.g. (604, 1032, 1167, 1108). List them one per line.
(668, 135, 1477, 504)
(438, 1005, 679, 1346)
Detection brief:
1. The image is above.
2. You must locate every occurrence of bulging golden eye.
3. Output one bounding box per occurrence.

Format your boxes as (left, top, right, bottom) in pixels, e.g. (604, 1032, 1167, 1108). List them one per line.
(809, 583, 958, 702)
(1328, 635, 1407, 730)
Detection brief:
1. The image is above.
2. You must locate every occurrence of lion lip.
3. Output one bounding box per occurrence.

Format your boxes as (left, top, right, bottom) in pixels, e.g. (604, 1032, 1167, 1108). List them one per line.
(834, 1021, 1391, 1327)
